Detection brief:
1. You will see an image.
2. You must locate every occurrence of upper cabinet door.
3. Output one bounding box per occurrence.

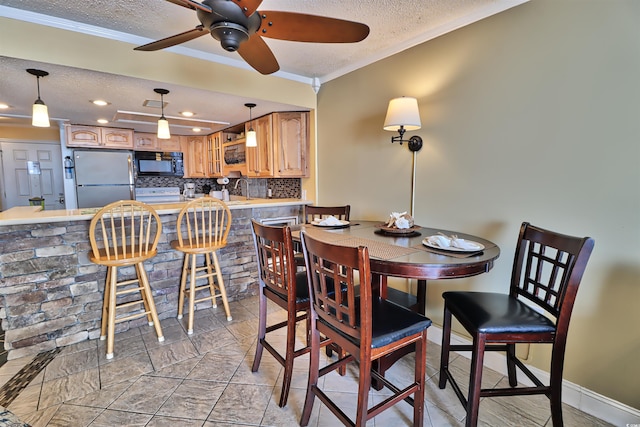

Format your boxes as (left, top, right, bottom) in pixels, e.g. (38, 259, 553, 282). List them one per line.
(66, 125, 101, 148)
(181, 135, 208, 178)
(156, 134, 181, 152)
(133, 132, 157, 151)
(246, 114, 274, 177)
(101, 128, 133, 149)
(273, 112, 309, 177)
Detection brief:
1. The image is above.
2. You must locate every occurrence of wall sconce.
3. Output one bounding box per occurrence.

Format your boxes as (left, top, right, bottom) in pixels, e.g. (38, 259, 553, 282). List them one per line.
(245, 103, 257, 147)
(383, 96, 423, 152)
(383, 96, 425, 216)
(154, 88, 171, 139)
(27, 68, 50, 128)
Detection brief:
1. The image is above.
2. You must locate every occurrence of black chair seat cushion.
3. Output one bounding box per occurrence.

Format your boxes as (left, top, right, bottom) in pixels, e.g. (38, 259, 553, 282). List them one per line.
(443, 291, 555, 335)
(320, 297, 432, 349)
(267, 271, 310, 304)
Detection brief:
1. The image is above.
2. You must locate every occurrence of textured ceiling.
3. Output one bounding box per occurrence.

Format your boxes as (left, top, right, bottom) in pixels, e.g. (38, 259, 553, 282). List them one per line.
(0, 0, 528, 134)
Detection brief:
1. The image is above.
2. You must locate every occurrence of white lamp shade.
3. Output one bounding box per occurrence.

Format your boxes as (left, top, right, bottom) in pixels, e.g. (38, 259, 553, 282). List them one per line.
(157, 118, 171, 139)
(32, 101, 50, 127)
(383, 97, 421, 132)
(246, 129, 257, 147)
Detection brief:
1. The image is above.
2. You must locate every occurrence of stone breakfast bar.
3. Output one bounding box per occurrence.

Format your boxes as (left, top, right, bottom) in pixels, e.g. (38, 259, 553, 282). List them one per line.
(0, 198, 307, 360)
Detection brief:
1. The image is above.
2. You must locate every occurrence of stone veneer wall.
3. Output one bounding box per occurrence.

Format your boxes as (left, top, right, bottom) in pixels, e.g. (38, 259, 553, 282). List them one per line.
(0, 205, 302, 360)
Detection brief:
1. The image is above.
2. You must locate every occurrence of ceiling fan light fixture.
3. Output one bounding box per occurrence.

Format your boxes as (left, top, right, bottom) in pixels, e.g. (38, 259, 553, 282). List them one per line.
(210, 22, 249, 52)
(154, 88, 171, 139)
(27, 68, 51, 128)
(245, 103, 257, 147)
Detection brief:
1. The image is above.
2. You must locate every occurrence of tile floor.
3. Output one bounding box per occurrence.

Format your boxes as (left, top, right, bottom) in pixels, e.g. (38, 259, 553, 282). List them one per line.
(0, 296, 612, 427)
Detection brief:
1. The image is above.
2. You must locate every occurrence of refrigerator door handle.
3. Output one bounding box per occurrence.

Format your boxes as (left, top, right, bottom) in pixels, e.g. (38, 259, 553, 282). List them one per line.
(128, 154, 135, 200)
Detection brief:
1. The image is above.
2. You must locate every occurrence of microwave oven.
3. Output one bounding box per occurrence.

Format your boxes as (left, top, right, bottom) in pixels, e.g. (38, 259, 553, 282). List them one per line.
(134, 151, 184, 177)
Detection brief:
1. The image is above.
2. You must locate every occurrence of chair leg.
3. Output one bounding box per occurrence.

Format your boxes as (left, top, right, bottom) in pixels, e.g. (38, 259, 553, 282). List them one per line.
(439, 305, 453, 389)
(413, 331, 427, 427)
(355, 355, 372, 427)
(506, 343, 518, 387)
(100, 267, 112, 341)
(278, 303, 298, 407)
(549, 362, 564, 427)
(204, 252, 216, 308)
(300, 319, 321, 427)
(465, 336, 486, 427)
(251, 288, 267, 373)
(137, 262, 164, 342)
(211, 252, 232, 321)
(187, 253, 197, 334)
(136, 263, 154, 326)
(106, 266, 118, 360)
(177, 254, 189, 320)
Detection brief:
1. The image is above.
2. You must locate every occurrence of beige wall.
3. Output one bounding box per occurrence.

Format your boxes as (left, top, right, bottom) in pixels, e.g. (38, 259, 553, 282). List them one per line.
(317, 0, 640, 409)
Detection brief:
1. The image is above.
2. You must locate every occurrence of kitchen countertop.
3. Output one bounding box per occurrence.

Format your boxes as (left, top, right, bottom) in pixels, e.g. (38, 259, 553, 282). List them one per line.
(0, 197, 311, 226)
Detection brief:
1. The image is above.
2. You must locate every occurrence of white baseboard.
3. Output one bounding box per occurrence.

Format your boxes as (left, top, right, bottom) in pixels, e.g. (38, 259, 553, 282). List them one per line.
(427, 325, 640, 425)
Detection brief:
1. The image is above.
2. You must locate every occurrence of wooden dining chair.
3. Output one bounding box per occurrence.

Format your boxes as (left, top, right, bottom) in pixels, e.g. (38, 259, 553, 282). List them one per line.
(304, 204, 351, 224)
(299, 231, 432, 427)
(294, 204, 351, 268)
(438, 222, 595, 427)
(89, 200, 165, 359)
(250, 219, 333, 407)
(171, 197, 232, 334)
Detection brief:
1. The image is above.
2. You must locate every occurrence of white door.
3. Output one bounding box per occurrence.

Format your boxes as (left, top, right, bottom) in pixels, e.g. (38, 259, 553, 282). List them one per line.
(0, 142, 65, 211)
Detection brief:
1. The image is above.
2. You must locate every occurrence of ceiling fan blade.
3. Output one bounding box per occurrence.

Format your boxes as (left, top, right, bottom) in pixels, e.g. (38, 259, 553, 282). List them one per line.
(134, 25, 209, 51)
(164, 0, 212, 13)
(231, 0, 263, 17)
(258, 11, 370, 43)
(237, 34, 280, 75)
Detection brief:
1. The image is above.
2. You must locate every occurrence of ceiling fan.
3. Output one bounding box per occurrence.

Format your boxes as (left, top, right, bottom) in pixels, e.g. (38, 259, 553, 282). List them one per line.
(134, 0, 370, 75)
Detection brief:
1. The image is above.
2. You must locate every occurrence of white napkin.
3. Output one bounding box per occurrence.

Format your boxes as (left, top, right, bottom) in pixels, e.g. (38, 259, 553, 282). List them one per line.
(395, 217, 411, 229)
(451, 238, 483, 251)
(318, 215, 343, 226)
(427, 235, 483, 251)
(427, 235, 451, 248)
(388, 211, 411, 229)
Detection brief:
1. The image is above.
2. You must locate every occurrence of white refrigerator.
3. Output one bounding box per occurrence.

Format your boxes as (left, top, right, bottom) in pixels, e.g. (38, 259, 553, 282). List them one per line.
(74, 150, 135, 208)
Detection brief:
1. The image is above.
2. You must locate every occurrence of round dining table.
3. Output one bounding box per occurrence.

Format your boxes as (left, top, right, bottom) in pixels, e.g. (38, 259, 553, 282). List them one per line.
(293, 220, 500, 386)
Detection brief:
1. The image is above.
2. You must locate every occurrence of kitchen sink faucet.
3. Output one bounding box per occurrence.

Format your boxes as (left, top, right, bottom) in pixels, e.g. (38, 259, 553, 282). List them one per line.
(234, 178, 250, 200)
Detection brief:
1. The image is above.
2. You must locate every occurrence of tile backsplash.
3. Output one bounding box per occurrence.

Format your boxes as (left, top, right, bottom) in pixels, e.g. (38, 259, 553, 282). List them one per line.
(136, 176, 301, 199)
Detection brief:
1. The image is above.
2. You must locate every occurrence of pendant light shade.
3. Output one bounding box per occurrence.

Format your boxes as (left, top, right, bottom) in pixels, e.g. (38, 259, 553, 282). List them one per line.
(245, 103, 257, 147)
(154, 88, 171, 139)
(27, 69, 50, 128)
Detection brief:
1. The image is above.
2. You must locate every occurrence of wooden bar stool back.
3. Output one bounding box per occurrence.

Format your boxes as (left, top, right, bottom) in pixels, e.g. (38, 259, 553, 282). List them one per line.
(303, 204, 351, 223)
(299, 232, 432, 427)
(171, 197, 232, 334)
(438, 222, 595, 427)
(89, 200, 165, 359)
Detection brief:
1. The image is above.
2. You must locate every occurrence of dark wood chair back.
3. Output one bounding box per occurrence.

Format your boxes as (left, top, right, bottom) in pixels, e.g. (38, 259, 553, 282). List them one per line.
(303, 205, 350, 223)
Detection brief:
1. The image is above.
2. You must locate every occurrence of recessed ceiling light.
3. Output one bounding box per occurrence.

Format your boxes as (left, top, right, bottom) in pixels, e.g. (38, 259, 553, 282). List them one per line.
(97, 119, 109, 124)
(0, 103, 9, 109)
(181, 111, 195, 117)
(92, 100, 109, 106)
(192, 127, 202, 132)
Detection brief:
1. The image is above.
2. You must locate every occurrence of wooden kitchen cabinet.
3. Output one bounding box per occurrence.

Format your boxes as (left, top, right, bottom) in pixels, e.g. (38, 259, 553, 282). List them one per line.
(134, 132, 181, 152)
(66, 125, 133, 149)
(180, 135, 208, 178)
(209, 132, 224, 177)
(244, 111, 309, 178)
(246, 114, 273, 177)
(221, 129, 247, 176)
(273, 112, 309, 177)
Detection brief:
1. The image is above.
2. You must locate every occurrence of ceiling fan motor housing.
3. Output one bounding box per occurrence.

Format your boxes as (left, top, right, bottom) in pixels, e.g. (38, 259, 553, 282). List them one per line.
(198, 0, 261, 52)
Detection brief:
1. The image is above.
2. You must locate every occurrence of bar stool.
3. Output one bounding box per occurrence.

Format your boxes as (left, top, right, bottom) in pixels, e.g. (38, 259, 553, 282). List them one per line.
(171, 197, 232, 334)
(89, 200, 165, 359)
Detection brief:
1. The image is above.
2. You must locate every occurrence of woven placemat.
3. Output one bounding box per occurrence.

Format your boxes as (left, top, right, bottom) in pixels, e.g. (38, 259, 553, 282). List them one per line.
(336, 237, 421, 260)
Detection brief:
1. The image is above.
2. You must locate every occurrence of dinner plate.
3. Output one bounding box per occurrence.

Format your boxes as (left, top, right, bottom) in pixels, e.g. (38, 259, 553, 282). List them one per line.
(311, 219, 350, 228)
(423, 237, 485, 252)
(375, 223, 421, 235)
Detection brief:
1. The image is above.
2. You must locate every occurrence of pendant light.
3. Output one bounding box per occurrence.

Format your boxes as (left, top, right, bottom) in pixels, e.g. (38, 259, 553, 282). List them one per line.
(245, 103, 257, 147)
(27, 69, 50, 128)
(154, 88, 171, 139)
